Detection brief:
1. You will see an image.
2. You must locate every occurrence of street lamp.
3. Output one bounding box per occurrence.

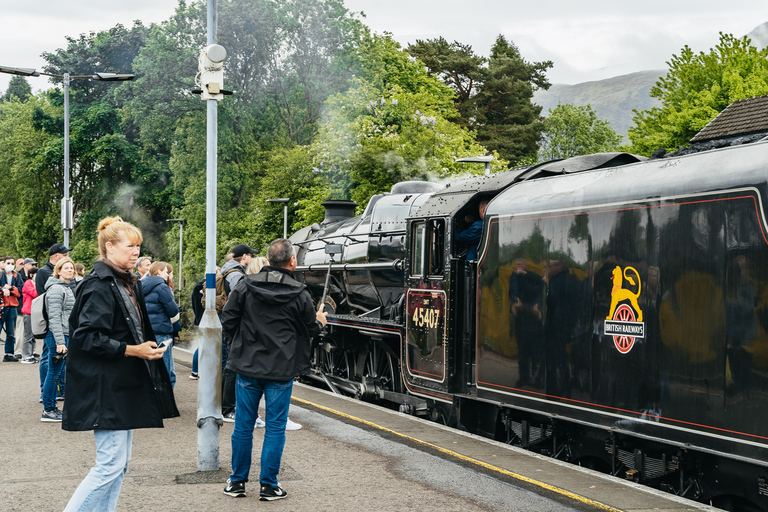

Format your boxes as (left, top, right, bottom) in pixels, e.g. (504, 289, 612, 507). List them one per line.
(266, 198, 290, 239)
(456, 155, 494, 176)
(0, 65, 134, 247)
(166, 218, 185, 302)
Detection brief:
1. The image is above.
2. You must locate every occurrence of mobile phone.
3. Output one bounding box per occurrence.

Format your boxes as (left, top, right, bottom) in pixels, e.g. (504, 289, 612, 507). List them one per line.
(156, 340, 168, 349)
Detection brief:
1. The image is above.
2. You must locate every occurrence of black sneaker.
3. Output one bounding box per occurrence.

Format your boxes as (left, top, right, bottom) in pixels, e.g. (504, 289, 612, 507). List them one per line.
(259, 483, 287, 501)
(41, 409, 62, 422)
(223, 479, 246, 498)
(3, 354, 19, 362)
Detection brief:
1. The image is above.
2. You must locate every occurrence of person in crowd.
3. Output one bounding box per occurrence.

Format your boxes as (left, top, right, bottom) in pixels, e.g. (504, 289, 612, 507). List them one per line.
(20, 267, 39, 364)
(74, 263, 86, 282)
(35, 244, 70, 394)
(245, 255, 302, 431)
(221, 239, 326, 501)
(142, 261, 180, 388)
(62, 216, 178, 512)
(19, 258, 37, 282)
(220, 244, 253, 423)
(36, 243, 70, 295)
(135, 256, 152, 279)
(15, 258, 23, 272)
(1, 256, 24, 362)
(455, 199, 490, 261)
(40, 257, 76, 422)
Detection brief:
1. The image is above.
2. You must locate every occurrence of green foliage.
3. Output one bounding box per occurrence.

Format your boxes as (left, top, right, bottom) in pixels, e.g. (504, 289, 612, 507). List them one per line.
(539, 103, 622, 161)
(2, 76, 32, 102)
(0, 3, 519, 299)
(408, 35, 552, 164)
(628, 33, 768, 155)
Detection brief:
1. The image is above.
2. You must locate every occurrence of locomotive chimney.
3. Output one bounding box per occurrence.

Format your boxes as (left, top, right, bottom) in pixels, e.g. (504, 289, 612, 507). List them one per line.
(321, 199, 358, 225)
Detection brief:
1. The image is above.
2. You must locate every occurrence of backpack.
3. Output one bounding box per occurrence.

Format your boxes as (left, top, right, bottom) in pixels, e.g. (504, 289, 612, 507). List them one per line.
(30, 292, 49, 339)
(202, 267, 245, 314)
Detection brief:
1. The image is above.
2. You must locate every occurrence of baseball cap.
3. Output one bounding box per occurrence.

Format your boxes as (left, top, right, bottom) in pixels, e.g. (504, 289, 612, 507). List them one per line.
(232, 244, 254, 258)
(22, 258, 37, 265)
(49, 243, 71, 256)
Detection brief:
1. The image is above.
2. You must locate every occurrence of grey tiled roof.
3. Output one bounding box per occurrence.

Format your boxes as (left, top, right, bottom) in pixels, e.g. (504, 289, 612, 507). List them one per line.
(691, 94, 768, 142)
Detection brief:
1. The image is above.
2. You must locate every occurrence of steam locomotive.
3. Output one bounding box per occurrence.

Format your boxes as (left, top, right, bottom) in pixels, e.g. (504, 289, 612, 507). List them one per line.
(290, 139, 768, 511)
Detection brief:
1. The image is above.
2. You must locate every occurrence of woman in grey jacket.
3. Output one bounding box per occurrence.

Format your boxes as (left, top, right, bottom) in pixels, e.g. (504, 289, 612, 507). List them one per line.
(41, 257, 76, 422)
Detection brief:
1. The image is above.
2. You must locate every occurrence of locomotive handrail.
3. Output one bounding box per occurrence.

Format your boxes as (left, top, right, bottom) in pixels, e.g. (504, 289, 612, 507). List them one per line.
(296, 260, 403, 273)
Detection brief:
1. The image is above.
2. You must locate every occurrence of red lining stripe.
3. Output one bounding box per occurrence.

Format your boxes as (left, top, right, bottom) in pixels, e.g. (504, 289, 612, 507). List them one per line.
(477, 380, 768, 441)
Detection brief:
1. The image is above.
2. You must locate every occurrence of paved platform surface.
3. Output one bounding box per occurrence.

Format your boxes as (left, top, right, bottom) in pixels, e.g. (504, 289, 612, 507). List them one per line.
(0, 341, 720, 512)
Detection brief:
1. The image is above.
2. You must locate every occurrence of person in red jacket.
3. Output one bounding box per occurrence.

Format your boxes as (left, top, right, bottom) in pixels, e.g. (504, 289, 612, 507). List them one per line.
(20, 268, 39, 363)
(1, 256, 23, 362)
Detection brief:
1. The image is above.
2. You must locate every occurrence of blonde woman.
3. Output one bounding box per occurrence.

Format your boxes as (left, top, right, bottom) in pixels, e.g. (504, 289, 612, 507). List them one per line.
(40, 257, 76, 422)
(62, 217, 178, 512)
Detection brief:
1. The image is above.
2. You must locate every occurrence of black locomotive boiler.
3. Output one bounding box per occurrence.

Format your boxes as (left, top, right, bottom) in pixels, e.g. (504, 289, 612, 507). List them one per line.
(290, 140, 768, 511)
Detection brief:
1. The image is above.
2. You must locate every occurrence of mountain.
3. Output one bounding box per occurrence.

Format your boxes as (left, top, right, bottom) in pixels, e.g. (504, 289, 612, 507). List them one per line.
(533, 70, 664, 143)
(532, 22, 768, 144)
(748, 22, 768, 49)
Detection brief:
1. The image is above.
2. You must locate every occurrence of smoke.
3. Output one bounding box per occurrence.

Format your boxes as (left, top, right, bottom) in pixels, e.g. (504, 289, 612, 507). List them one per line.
(112, 183, 166, 258)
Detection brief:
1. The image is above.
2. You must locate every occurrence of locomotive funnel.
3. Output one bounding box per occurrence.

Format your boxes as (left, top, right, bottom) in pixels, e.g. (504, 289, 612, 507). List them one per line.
(321, 200, 358, 225)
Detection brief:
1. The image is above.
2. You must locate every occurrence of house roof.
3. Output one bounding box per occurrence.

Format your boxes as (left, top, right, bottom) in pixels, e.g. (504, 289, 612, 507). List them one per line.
(691, 94, 768, 142)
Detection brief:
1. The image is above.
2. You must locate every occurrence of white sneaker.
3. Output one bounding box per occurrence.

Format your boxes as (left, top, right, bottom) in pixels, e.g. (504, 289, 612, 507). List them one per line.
(285, 418, 302, 431)
(254, 417, 266, 429)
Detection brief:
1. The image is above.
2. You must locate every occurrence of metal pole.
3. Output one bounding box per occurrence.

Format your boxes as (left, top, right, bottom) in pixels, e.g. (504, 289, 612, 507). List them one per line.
(197, 0, 222, 472)
(178, 222, 183, 297)
(283, 204, 288, 239)
(63, 73, 70, 247)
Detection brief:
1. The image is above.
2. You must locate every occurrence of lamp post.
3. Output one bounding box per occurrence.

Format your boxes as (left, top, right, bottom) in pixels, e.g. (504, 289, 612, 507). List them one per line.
(166, 218, 185, 302)
(266, 198, 290, 239)
(0, 66, 134, 246)
(456, 155, 494, 176)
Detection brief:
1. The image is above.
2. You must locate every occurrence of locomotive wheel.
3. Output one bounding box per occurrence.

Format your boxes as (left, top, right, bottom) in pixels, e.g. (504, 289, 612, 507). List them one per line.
(319, 348, 351, 380)
(362, 341, 401, 394)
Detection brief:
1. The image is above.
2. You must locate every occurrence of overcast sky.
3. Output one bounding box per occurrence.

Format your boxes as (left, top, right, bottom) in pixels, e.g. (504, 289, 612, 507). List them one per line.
(1, 1, 766, 93)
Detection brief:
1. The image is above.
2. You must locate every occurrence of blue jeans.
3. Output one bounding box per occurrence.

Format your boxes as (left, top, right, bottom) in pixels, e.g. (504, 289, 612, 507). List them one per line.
(192, 348, 198, 373)
(230, 375, 293, 487)
(64, 430, 133, 512)
(42, 334, 67, 411)
(39, 331, 52, 396)
(3, 306, 17, 354)
(157, 334, 176, 388)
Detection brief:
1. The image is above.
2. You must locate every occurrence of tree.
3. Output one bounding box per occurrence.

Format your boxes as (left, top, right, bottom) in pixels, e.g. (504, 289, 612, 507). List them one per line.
(628, 33, 768, 155)
(408, 35, 552, 164)
(2, 76, 32, 102)
(539, 103, 622, 161)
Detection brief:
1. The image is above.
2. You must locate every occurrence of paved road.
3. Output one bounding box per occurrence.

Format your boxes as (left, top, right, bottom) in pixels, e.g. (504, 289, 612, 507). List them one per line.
(0, 350, 580, 512)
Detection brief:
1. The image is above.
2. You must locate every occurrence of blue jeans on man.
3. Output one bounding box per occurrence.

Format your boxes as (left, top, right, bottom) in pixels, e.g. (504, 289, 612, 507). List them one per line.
(230, 375, 293, 487)
(63, 429, 133, 512)
(3, 306, 17, 355)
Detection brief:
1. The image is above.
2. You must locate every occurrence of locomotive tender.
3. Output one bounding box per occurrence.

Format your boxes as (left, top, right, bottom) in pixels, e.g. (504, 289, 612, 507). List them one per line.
(290, 139, 768, 511)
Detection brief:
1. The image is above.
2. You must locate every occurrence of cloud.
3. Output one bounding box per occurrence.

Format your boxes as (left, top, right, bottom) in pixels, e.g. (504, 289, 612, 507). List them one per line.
(0, 0, 179, 93)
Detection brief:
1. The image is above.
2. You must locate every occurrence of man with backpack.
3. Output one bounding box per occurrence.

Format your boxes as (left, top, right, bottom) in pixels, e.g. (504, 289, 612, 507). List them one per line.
(218, 244, 253, 421)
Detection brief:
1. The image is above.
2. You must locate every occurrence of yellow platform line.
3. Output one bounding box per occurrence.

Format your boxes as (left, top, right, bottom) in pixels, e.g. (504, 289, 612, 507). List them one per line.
(292, 396, 623, 512)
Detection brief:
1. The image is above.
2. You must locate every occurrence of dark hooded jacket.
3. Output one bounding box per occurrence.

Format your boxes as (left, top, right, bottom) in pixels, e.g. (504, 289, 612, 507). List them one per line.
(62, 260, 179, 431)
(221, 266, 322, 381)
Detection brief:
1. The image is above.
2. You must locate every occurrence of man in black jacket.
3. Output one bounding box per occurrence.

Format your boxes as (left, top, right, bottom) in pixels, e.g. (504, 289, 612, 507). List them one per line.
(221, 239, 326, 501)
(35, 243, 70, 295)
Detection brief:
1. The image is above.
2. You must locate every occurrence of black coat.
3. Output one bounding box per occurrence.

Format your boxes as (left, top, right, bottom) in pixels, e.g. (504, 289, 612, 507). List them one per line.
(62, 260, 179, 431)
(222, 266, 322, 381)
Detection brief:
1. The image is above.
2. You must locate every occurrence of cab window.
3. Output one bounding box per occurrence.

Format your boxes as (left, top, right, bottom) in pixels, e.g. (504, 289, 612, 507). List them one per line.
(411, 219, 445, 277)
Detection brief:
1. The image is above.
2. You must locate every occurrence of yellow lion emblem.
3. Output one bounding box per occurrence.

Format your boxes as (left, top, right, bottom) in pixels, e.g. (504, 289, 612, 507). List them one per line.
(606, 266, 643, 322)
